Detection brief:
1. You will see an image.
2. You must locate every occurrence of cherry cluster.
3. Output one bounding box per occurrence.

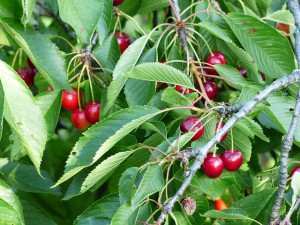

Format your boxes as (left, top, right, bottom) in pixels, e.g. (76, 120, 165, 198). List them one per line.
(60, 88, 100, 130)
(15, 58, 38, 87)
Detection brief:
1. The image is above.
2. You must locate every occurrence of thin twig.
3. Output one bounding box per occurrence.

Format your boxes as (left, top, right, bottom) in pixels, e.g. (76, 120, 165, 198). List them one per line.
(156, 71, 300, 224)
(281, 196, 300, 224)
(269, 91, 300, 224)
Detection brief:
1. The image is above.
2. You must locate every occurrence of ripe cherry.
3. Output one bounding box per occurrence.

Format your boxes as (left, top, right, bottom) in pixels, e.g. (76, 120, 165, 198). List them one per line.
(202, 153, 224, 178)
(114, 32, 130, 53)
(214, 198, 228, 210)
(180, 117, 205, 141)
(71, 109, 90, 130)
(84, 102, 100, 124)
(26, 57, 35, 69)
(113, 0, 124, 6)
(175, 85, 195, 94)
(215, 121, 227, 143)
(205, 51, 227, 75)
(203, 81, 218, 100)
(290, 166, 300, 177)
(62, 88, 81, 111)
(16, 68, 35, 86)
(260, 72, 266, 81)
(221, 149, 243, 171)
(238, 67, 247, 78)
(276, 23, 290, 34)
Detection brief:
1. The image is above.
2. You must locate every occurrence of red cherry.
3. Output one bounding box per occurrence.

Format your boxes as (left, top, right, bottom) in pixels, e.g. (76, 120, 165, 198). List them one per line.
(238, 67, 247, 78)
(260, 72, 266, 81)
(26, 57, 35, 69)
(84, 102, 101, 124)
(180, 117, 205, 141)
(205, 51, 227, 75)
(114, 32, 130, 53)
(46, 86, 53, 91)
(203, 81, 218, 100)
(276, 23, 290, 34)
(290, 166, 300, 177)
(214, 198, 228, 210)
(221, 149, 243, 171)
(202, 153, 224, 178)
(15, 68, 35, 86)
(175, 85, 195, 94)
(215, 121, 227, 143)
(62, 88, 81, 111)
(71, 109, 90, 130)
(113, 0, 124, 6)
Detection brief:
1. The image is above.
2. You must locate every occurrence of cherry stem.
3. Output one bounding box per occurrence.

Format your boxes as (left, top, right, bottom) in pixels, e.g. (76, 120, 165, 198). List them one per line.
(86, 67, 95, 103)
(11, 48, 21, 69)
(119, 11, 146, 35)
(230, 127, 234, 152)
(77, 66, 85, 111)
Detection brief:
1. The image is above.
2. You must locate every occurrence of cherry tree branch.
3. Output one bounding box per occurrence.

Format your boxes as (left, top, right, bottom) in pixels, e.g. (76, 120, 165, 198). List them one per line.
(269, 91, 300, 225)
(156, 71, 300, 224)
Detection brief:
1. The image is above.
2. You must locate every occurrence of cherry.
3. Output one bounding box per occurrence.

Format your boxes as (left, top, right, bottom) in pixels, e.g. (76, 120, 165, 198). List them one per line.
(276, 23, 290, 34)
(221, 149, 243, 171)
(113, 0, 124, 6)
(62, 88, 81, 111)
(71, 109, 90, 130)
(238, 67, 247, 78)
(84, 102, 101, 124)
(114, 32, 130, 53)
(181, 197, 196, 215)
(15, 68, 35, 86)
(260, 72, 266, 81)
(290, 166, 300, 177)
(205, 51, 227, 75)
(175, 85, 195, 95)
(215, 121, 227, 143)
(26, 57, 35, 69)
(203, 81, 218, 100)
(202, 153, 224, 178)
(214, 198, 228, 210)
(180, 117, 205, 141)
(46, 86, 53, 91)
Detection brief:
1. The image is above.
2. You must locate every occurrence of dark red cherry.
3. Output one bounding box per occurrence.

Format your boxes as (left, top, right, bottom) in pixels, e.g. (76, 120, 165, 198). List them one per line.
(215, 121, 227, 143)
(175, 85, 195, 95)
(202, 153, 224, 178)
(26, 57, 35, 69)
(16, 68, 35, 86)
(114, 32, 130, 53)
(290, 166, 300, 177)
(113, 0, 124, 6)
(205, 51, 227, 75)
(260, 72, 265, 81)
(180, 117, 205, 141)
(203, 81, 218, 100)
(221, 149, 243, 171)
(84, 102, 100, 124)
(238, 67, 247, 78)
(62, 88, 81, 111)
(71, 109, 90, 130)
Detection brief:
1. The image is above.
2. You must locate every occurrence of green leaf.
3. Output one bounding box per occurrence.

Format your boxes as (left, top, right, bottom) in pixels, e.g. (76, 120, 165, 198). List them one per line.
(0, 80, 4, 141)
(225, 13, 296, 78)
(118, 0, 142, 16)
(58, 0, 107, 44)
(0, 18, 71, 91)
(291, 172, 300, 207)
(264, 10, 294, 25)
(0, 1, 22, 19)
(74, 194, 120, 225)
(198, 21, 233, 43)
(21, 199, 57, 225)
(119, 167, 139, 205)
(240, 117, 269, 142)
(253, 167, 279, 193)
(55, 106, 161, 186)
(203, 208, 250, 220)
(141, 121, 167, 138)
(125, 63, 194, 88)
(79, 150, 135, 195)
(93, 33, 120, 71)
(111, 203, 139, 225)
(35, 90, 62, 140)
(21, 0, 36, 25)
(96, 0, 113, 45)
(104, 34, 150, 114)
(0, 158, 61, 195)
(214, 64, 263, 90)
(0, 61, 47, 174)
(232, 188, 277, 223)
(131, 164, 164, 205)
(172, 211, 192, 225)
(138, 0, 169, 14)
(267, 95, 300, 142)
(0, 179, 24, 225)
